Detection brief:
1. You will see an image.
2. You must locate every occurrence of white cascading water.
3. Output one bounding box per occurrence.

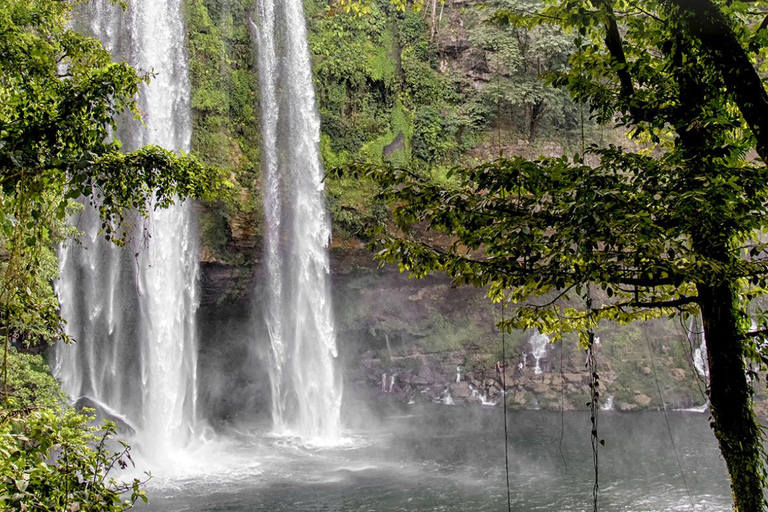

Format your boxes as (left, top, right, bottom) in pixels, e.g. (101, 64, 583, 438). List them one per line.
(688, 317, 709, 379)
(55, 0, 199, 460)
(253, 0, 342, 440)
(469, 385, 499, 406)
(529, 328, 549, 375)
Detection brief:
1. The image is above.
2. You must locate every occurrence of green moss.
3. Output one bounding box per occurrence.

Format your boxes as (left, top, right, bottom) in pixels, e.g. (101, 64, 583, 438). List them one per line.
(364, 36, 397, 84)
(5, 347, 65, 410)
(198, 205, 231, 257)
(184, 0, 261, 254)
(390, 98, 411, 138)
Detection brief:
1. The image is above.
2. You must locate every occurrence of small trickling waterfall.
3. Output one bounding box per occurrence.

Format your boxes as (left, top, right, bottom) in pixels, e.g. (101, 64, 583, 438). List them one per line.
(529, 329, 550, 375)
(469, 385, 499, 406)
(253, 0, 342, 440)
(55, 0, 199, 459)
(688, 317, 709, 379)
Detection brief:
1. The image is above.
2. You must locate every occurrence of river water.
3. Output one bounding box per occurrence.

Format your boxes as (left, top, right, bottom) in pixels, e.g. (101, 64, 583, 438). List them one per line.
(134, 404, 730, 512)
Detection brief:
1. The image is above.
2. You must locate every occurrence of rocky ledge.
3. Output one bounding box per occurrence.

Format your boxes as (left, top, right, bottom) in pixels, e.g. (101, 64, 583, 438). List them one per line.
(352, 344, 709, 413)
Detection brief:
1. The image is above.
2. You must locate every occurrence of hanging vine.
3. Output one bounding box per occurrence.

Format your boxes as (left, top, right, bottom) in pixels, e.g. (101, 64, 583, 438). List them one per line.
(584, 289, 601, 512)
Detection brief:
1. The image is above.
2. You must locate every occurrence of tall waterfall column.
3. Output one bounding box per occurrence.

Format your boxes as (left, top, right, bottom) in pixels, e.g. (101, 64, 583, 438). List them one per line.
(253, 0, 342, 440)
(55, 0, 200, 460)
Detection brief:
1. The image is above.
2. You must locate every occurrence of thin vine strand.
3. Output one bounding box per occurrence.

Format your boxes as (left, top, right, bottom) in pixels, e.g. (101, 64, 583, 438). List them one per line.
(586, 287, 599, 512)
(501, 296, 512, 512)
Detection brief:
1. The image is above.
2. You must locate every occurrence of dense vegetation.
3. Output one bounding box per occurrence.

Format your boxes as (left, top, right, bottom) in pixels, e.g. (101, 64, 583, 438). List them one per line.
(184, 0, 261, 263)
(1, 350, 148, 512)
(0, 0, 226, 509)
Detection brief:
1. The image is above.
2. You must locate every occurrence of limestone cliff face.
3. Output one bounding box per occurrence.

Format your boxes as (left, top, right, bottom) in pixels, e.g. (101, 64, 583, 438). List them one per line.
(195, 194, 259, 307)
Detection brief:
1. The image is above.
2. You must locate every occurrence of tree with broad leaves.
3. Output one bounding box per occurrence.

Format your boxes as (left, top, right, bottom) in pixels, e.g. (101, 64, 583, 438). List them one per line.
(1, 0, 227, 510)
(339, 0, 768, 510)
(0, 0, 228, 349)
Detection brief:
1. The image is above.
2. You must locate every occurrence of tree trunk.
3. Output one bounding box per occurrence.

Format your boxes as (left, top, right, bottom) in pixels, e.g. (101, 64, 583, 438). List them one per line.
(528, 99, 544, 143)
(429, 0, 438, 42)
(697, 280, 764, 512)
(673, 16, 765, 506)
(668, 0, 768, 166)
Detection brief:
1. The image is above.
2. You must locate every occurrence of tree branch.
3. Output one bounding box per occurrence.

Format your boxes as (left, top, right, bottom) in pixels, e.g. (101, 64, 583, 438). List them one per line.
(743, 328, 768, 339)
(598, 0, 647, 122)
(630, 296, 699, 308)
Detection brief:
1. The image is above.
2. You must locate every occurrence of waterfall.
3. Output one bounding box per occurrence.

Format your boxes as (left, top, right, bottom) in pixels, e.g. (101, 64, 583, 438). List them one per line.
(469, 385, 499, 406)
(55, 0, 199, 459)
(689, 317, 709, 379)
(529, 328, 550, 375)
(253, 0, 342, 440)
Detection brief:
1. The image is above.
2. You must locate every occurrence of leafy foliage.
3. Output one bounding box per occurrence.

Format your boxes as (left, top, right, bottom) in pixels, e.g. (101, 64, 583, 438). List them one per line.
(0, 409, 147, 512)
(2, 347, 65, 410)
(466, 0, 579, 142)
(336, 0, 429, 15)
(1, 348, 143, 512)
(0, 0, 228, 344)
(309, 0, 491, 237)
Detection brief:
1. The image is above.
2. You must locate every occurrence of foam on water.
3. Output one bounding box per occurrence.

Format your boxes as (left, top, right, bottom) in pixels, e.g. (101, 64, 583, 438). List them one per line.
(675, 404, 709, 413)
(117, 429, 374, 491)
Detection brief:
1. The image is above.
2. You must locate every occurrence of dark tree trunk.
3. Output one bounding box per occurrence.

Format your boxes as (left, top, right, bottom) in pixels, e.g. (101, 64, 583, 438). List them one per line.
(668, 0, 768, 166)
(528, 100, 544, 143)
(697, 280, 764, 512)
(670, 10, 766, 504)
